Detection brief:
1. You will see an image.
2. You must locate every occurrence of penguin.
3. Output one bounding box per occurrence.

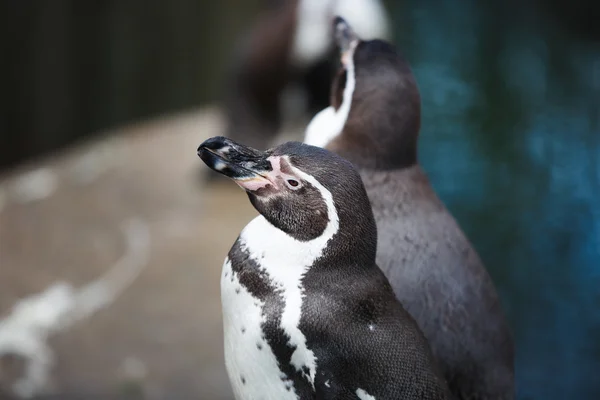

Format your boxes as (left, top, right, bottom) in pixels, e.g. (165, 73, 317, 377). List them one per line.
(197, 136, 454, 400)
(304, 17, 515, 400)
(219, 0, 391, 158)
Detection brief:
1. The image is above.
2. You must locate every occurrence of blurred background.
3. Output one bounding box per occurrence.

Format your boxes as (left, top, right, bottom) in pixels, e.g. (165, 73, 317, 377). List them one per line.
(0, 0, 599, 399)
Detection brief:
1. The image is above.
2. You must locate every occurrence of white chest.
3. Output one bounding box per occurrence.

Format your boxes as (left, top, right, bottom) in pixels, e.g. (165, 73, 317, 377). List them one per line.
(221, 258, 299, 400)
(220, 206, 339, 398)
(303, 106, 342, 148)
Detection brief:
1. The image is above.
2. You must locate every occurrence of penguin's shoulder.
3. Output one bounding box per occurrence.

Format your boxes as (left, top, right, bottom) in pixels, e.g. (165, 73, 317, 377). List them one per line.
(361, 167, 492, 284)
(362, 168, 492, 285)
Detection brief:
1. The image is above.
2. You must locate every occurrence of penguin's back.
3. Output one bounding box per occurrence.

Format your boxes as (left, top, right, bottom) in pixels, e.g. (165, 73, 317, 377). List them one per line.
(361, 167, 514, 399)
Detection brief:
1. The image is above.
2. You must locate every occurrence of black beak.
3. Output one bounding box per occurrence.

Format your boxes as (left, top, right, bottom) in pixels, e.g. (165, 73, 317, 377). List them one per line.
(197, 136, 273, 187)
(333, 16, 359, 56)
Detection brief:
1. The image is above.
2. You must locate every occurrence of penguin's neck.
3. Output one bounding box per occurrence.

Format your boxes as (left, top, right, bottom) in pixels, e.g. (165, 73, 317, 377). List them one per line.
(305, 95, 421, 170)
(238, 210, 339, 277)
(304, 55, 356, 148)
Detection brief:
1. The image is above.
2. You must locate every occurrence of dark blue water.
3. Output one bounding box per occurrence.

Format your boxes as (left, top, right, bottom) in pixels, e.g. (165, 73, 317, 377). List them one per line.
(389, 2, 600, 399)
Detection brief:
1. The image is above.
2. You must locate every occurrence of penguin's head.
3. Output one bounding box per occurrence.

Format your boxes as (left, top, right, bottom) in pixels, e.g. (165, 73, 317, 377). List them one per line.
(198, 136, 376, 246)
(304, 16, 421, 170)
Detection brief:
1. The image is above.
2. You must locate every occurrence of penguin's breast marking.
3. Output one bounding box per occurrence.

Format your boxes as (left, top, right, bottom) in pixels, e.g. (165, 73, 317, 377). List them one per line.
(239, 216, 320, 386)
(221, 258, 299, 400)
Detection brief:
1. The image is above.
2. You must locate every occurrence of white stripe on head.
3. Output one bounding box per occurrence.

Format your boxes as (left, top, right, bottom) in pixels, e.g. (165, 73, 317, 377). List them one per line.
(238, 156, 340, 387)
(303, 41, 357, 149)
(290, 0, 390, 68)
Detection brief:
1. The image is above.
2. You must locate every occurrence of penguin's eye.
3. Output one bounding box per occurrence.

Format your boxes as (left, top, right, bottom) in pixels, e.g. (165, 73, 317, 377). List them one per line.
(286, 179, 301, 189)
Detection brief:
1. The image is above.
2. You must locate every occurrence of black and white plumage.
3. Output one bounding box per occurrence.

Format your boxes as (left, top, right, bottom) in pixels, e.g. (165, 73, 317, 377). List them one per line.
(197, 136, 453, 400)
(304, 17, 515, 400)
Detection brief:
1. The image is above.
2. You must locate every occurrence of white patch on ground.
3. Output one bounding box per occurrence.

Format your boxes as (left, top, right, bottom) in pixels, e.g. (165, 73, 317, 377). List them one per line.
(236, 157, 340, 388)
(304, 42, 356, 148)
(0, 218, 150, 398)
(221, 259, 298, 400)
(356, 388, 376, 400)
(9, 168, 58, 204)
(291, 0, 390, 68)
(118, 356, 148, 382)
(68, 141, 122, 185)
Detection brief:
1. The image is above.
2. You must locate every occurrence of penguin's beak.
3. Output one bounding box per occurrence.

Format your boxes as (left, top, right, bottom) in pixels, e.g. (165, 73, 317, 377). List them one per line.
(197, 136, 275, 191)
(333, 16, 359, 67)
